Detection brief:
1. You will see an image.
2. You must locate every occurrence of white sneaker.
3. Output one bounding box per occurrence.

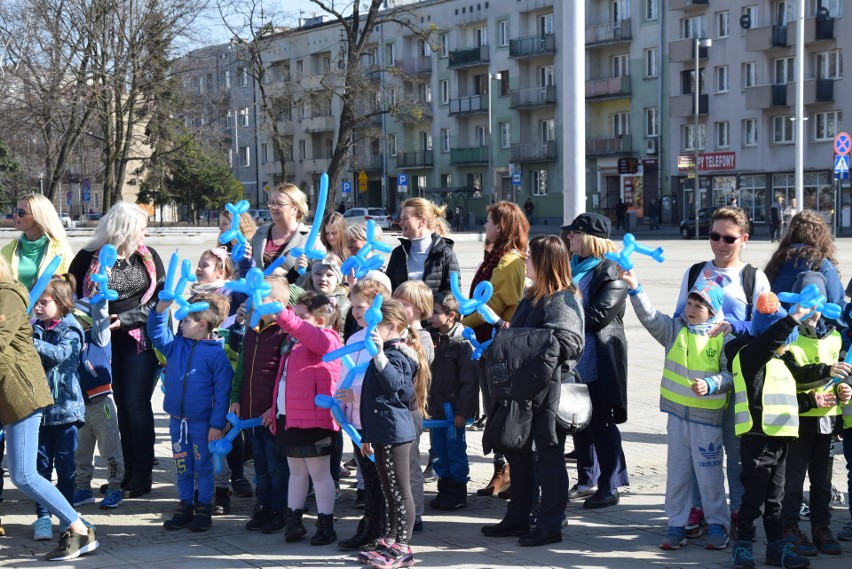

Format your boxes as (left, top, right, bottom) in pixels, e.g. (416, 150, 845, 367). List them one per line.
(33, 517, 53, 541)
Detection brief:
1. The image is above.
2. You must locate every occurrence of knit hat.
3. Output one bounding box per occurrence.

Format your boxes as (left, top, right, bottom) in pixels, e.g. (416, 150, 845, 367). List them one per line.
(310, 256, 344, 284)
(751, 292, 799, 345)
(688, 279, 725, 316)
(792, 271, 827, 298)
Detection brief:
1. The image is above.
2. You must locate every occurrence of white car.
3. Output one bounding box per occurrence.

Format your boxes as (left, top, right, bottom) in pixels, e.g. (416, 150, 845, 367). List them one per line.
(342, 207, 392, 230)
(59, 213, 75, 229)
(248, 209, 272, 224)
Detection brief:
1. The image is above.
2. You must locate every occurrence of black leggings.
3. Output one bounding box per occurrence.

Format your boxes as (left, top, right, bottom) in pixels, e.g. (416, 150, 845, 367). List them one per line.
(375, 442, 415, 545)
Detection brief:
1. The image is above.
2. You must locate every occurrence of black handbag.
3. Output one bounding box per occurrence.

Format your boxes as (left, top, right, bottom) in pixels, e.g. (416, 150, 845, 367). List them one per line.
(482, 398, 533, 454)
(485, 327, 561, 401)
(555, 381, 592, 434)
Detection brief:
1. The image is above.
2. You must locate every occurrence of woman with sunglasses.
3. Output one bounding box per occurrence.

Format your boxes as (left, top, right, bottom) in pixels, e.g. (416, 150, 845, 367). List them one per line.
(1, 194, 74, 291)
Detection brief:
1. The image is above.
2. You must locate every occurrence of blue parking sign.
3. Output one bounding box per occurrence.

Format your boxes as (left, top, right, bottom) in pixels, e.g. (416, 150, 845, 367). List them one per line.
(342, 181, 352, 193)
(398, 174, 408, 187)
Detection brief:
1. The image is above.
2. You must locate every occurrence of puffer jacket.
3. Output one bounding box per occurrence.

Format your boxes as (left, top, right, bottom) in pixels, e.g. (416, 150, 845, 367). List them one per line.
(32, 313, 86, 427)
(147, 309, 232, 429)
(360, 340, 417, 445)
(428, 323, 479, 419)
(386, 233, 460, 294)
(0, 282, 53, 425)
(271, 305, 342, 431)
(229, 319, 291, 419)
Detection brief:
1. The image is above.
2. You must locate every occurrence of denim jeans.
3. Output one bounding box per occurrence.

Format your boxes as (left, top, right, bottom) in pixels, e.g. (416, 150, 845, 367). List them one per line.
(35, 423, 78, 519)
(430, 425, 469, 483)
(6, 411, 79, 527)
(250, 426, 289, 512)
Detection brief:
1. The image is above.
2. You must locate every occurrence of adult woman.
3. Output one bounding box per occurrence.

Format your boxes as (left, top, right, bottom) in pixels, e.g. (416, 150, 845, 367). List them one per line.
(463, 201, 529, 498)
(320, 212, 349, 262)
(480, 235, 585, 546)
(385, 198, 459, 294)
(68, 203, 164, 497)
(0, 257, 98, 560)
(562, 212, 630, 509)
(250, 183, 323, 281)
(1, 194, 74, 290)
(218, 209, 257, 254)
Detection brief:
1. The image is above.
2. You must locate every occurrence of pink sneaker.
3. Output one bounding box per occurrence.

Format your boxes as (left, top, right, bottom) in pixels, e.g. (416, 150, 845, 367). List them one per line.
(685, 507, 707, 538)
(368, 542, 414, 568)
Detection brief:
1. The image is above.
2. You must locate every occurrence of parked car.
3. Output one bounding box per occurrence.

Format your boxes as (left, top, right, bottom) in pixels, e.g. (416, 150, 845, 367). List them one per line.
(390, 211, 402, 230)
(249, 209, 272, 224)
(342, 207, 392, 230)
(80, 213, 103, 224)
(680, 206, 754, 239)
(59, 212, 75, 229)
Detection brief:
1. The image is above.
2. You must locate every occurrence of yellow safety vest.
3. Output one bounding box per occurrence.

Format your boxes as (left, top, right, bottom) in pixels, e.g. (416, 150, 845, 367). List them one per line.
(733, 354, 799, 437)
(788, 331, 842, 417)
(660, 329, 727, 409)
(843, 400, 852, 429)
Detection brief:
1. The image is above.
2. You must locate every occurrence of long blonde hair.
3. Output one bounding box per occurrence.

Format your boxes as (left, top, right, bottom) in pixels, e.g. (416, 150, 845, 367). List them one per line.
(381, 298, 431, 418)
(85, 202, 148, 255)
(19, 194, 69, 244)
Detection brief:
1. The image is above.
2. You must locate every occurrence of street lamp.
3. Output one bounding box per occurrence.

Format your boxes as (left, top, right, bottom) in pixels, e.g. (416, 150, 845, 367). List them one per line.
(694, 36, 712, 239)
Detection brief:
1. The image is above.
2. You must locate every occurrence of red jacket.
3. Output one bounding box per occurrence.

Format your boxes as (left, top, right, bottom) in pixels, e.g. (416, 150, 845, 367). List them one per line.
(237, 321, 290, 419)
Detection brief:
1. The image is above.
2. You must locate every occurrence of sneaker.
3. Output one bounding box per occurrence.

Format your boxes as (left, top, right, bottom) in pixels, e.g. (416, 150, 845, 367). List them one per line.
(33, 517, 53, 541)
(659, 526, 687, 550)
(59, 518, 96, 534)
(567, 484, 597, 500)
(231, 477, 254, 498)
(245, 508, 271, 531)
(99, 489, 124, 509)
(261, 510, 286, 533)
(705, 523, 729, 550)
(838, 522, 852, 541)
(731, 540, 756, 569)
(73, 488, 94, 506)
(685, 506, 706, 538)
(799, 498, 810, 518)
(783, 526, 817, 556)
(829, 485, 846, 510)
(766, 536, 810, 569)
(422, 464, 437, 483)
(357, 538, 394, 564)
(339, 465, 353, 478)
(368, 542, 414, 568)
(44, 528, 99, 561)
(811, 525, 841, 555)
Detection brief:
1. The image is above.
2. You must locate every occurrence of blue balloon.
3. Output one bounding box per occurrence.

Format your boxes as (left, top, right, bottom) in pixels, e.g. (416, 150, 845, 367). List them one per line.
(27, 255, 63, 313)
(220, 200, 251, 262)
(291, 172, 329, 274)
(422, 402, 473, 440)
(341, 219, 393, 279)
(778, 283, 843, 323)
(462, 326, 495, 360)
(449, 271, 497, 324)
(604, 233, 665, 271)
(90, 245, 119, 305)
(315, 394, 374, 462)
(209, 412, 263, 474)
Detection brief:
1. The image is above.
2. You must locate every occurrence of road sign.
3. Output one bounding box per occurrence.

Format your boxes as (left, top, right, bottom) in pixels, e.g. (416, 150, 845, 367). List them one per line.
(834, 132, 851, 156)
(398, 173, 408, 191)
(834, 155, 849, 179)
(342, 181, 351, 193)
(83, 191, 91, 202)
(358, 170, 368, 192)
(511, 173, 521, 186)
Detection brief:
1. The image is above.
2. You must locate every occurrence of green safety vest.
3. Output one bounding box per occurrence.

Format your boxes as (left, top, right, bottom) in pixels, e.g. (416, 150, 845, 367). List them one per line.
(733, 354, 799, 437)
(788, 331, 842, 417)
(843, 399, 852, 429)
(660, 328, 727, 409)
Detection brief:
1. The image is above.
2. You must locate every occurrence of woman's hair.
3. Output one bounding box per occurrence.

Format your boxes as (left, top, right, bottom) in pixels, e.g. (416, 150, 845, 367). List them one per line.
(187, 293, 231, 332)
(221, 210, 258, 241)
(85, 202, 148, 255)
(270, 183, 308, 222)
(380, 298, 431, 418)
(202, 248, 237, 280)
(402, 197, 449, 235)
(487, 201, 529, 255)
(569, 232, 617, 259)
(19, 194, 70, 244)
(296, 290, 341, 331)
(433, 291, 460, 318)
(710, 206, 751, 234)
(350, 278, 391, 302)
(393, 280, 434, 321)
(345, 222, 384, 245)
(42, 274, 77, 317)
(0, 255, 12, 282)
(764, 210, 839, 282)
(526, 234, 577, 303)
(320, 212, 348, 258)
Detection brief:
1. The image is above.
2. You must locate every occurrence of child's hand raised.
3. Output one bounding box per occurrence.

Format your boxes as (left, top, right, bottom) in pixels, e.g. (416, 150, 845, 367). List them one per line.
(370, 329, 384, 355)
(618, 268, 638, 290)
(235, 303, 247, 325)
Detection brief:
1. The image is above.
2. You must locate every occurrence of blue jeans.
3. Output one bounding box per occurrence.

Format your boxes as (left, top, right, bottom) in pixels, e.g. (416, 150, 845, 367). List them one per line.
(6, 411, 79, 527)
(692, 403, 743, 512)
(572, 379, 630, 493)
(35, 423, 78, 519)
(430, 426, 469, 483)
(250, 426, 288, 512)
(170, 418, 215, 505)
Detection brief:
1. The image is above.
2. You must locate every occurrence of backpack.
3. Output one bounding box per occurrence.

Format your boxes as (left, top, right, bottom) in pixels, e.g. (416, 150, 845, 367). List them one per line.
(78, 329, 113, 400)
(687, 262, 757, 319)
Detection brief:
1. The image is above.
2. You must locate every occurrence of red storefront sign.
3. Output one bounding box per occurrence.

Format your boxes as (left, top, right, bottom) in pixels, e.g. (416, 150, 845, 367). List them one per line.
(678, 152, 737, 172)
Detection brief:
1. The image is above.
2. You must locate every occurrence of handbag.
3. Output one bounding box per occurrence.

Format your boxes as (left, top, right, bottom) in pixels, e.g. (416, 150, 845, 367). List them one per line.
(482, 398, 533, 454)
(485, 327, 561, 401)
(555, 381, 592, 434)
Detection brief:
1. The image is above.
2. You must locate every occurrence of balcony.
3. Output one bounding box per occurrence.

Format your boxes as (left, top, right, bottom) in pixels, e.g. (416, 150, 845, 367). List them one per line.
(302, 157, 331, 173)
(669, 38, 710, 64)
(448, 94, 488, 115)
(670, 0, 709, 9)
(745, 80, 834, 109)
(586, 137, 633, 156)
(586, 19, 632, 46)
(399, 56, 432, 75)
(448, 45, 489, 69)
(745, 25, 791, 51)
(352, 153, 383, 172)
(509, 34, 556, 58)
(510, 140, 557, 163)
(303, 115, 336, 133)
(509, 86, 557, 109)
(450, 145, 488, 165)
(789, 16, 837, 44)
(397, 150, 434, 169)
(585, 76, 631, 99)
(745, 84, 789, 109)
(669, 94, 708, 116)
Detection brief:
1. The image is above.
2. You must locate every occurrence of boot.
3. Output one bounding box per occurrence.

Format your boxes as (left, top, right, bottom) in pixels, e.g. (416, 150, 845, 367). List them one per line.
(437, 480, 467, 510)
(284, 508, 307, 542)
(477, 463, 507, 496)
(212, 487, 231, 515)
(311, 513, 337, 545)
(422, 457, 437, 483)
(163, 501, 194, 530)
(338, 516, 371, 550)
(430, 479, 447, 509)
(189, 503, 213, 532)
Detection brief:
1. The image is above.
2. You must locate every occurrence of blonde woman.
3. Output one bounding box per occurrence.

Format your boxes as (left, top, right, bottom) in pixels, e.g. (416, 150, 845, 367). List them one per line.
(1, 194, 74, 290)
(320, 212, 349, 262)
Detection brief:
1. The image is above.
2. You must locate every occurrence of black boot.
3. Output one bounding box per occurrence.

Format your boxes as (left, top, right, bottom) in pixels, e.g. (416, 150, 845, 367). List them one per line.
(311, 513, 337, 546)
(212, 487, 231, 515)
(429, 479, 447, 509)
(438, 480, 467, 511)
(163, 501, 194, 530)
(245, 507, 271, 531)
(189, 503, 213, 532)
(338, 516, 372, 550)
(284, 508, 307, 542)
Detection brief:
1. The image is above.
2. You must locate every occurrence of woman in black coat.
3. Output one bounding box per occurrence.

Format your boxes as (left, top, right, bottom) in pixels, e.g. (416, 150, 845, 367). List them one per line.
(562, 213, 630, 509)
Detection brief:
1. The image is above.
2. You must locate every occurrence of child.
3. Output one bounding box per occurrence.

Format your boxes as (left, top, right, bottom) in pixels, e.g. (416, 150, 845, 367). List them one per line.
(228, 275, 293, 533)
(727, 292, 852, 569)
(191, 247, 251, 329)
(358, 299, 430, 569)
(305, 255, 350, 333)
(427, 292, 478, 511)
(31, 275, 87, 542)
(620, 270, 732, 551)
(72, 297, 125, 510)
(148, 293, 233, 532)
(337, 278, 392, 551)
(268, 291, 342, 545)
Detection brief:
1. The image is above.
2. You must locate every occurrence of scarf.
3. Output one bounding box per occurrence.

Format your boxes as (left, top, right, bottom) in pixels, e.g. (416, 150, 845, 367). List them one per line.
(190, 280, 227, 296)
(469, 247, 509, 342)
(570, 255, 603, 285)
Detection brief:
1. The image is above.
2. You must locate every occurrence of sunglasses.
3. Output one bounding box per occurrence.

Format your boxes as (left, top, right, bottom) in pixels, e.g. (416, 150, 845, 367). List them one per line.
(14, 209, 29, 217)
(709, 231, 741, 245)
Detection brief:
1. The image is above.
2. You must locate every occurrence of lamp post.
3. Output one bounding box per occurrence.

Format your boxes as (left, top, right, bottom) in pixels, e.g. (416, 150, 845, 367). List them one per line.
(694, 36, 712, 239)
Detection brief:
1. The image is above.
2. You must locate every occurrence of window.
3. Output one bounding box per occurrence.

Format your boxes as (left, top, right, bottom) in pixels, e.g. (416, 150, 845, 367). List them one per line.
(773, 116, 794, 143)
(240, 107, 250, 127)
(540, 119, 555, 142)
(540, 14, 554, 35)
(743, 118, 758, 146)
(645, 107, 659, 137)
(418, 83, 431, 103)
(298, 140, 306, 160)
(645, 48, 658, 78)
(389, 133, 397, 156)
(500, 122, 511, 148)
(531, 169, 548, 196)
(716, 11, 730, 38)
(645, 0, 658, 21)
(261, 143, 268, 164)
(422, 131, 432, 151)
(539, 65, 554, 87)
(440, 128, 450, 152)
(239, 67, 248, 87)
(774, 57, 795, 83)
(814, 0, 843, 18)
(240, 146, 250, 167)
(325, 138, 334, 159)
(682, 69, 706, 95)
(476, 27, 488, 46)
(475, 125, 487, 147)
(815, 49, 842, 80)
(743, 61, 757, 88)
(815, 111, 841, 140)
(441, 174, 452, 187)
(742, 5, 758, 28)
(683, 123, 706, 150)
(440, 34, 448, 58)
(474, 74, 489, 95)
(499, 70, 509, 96)
(323, 56, 331, 73)
(498, 20, 509, 46)
(296, 60, 304, 77)
(612, 54, 630, 78)
(385, 43, 396, 67)
(716, 66, 729, 93)
(715, 121, 730, 148)
(681, 15, 706, 39)
(440, 80, 449, 104)
(221, 70, 230, 89)
(613, 112, 630, 137)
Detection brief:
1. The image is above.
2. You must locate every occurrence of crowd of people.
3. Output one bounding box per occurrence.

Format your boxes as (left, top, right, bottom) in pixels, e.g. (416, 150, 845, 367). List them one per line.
(0, 190, 851, 569)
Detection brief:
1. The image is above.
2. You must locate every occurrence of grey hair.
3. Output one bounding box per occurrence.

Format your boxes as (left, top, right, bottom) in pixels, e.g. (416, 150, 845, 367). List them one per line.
(345, 222, 384, 243)
(85, 202, 148, 255)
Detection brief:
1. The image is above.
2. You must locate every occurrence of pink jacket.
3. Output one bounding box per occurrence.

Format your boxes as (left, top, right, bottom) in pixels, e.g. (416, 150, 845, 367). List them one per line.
(271, 306, 342, 432)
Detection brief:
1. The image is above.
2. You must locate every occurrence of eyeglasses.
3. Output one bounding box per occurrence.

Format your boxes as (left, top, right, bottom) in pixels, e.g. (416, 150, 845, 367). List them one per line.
(268, 201, 295, 210)
(14, 209, 29, 217)
(709, 231, 741, 245)
(34, 298, 55, 307)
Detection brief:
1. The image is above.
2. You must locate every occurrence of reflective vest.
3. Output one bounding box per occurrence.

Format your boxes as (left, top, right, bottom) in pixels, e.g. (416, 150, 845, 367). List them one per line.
(843, 400, 852, 429)
(660, 329, 727, 409)
(733, 354, 799, 437)
(788, 331, 842, 417)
